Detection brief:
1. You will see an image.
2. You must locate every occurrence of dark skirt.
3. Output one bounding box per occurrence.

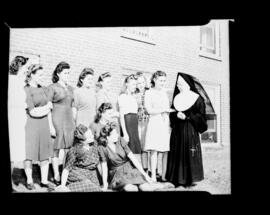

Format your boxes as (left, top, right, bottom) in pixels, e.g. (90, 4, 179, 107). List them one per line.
(25, 115, 53, 161)
(124, 113, 141, 154)
(52, 105, 75, 150)
(109, 161, 146, 190)
(166, 121, 204, 186)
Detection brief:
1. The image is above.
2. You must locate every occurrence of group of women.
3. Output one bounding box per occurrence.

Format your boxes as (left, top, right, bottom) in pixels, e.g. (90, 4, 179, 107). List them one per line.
(8, 55, 211, 192)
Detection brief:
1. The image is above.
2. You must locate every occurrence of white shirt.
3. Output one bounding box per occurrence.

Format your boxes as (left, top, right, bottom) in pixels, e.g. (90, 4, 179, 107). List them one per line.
(118, 93, 138, 115)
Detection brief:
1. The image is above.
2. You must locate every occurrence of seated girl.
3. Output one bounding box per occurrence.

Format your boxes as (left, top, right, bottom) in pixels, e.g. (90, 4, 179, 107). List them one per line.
(55, 124, 103, 192)
(98, 122, 174, 192)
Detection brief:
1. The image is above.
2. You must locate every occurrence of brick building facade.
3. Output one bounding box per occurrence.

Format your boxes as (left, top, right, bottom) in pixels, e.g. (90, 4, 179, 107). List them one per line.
(9, 19, 230, 146)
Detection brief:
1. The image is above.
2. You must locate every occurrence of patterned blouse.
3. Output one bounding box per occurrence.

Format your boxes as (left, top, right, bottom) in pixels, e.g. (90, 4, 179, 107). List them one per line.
(136, 90, 150, 122)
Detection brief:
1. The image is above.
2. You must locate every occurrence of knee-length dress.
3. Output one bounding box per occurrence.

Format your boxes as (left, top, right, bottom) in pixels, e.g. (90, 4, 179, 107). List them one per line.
(24, 86, 53, 161)
(166, 97, 207, 186)
(118, 93, 141, 154)
(64, 143, 102, 192)
(144, 88, 170, 152)
(98, 139, 146, 190)
(48, 83, 75, 149)
(74, 87, 97, 127)
(8, 75, 27, 163)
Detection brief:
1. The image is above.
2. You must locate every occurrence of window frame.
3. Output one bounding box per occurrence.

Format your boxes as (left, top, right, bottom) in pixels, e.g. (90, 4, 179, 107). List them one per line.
(199, 21, 222, 61)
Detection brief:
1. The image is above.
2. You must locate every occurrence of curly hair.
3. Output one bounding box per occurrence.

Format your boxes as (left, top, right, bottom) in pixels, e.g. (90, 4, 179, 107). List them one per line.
(135, 72, 149, 93)
(73, 124, 88, 145)
(119, 74, 137, 95)
(150, 70, 166, 88)
(96, 72, 111, 89)
(9, 56, 29, 75)
(52, 61, 70, 83)
(25, 64, 43, 85)
(94, 102, 113, 123)
(97, 122, 118, 146)
(77, 68, 94, 87)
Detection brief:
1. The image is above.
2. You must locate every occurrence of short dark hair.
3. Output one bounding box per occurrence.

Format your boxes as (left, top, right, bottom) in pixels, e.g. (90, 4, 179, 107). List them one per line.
(9, 56, 29, 75)
(52, 61, 70, 83)
(97, 72, 111, 82)
(94, 102, 113, 123)
(25, 64, 43, 85)
(77, 68, 94, 87)
(97, 122, 118, 146)
(150, 70, 166, 88)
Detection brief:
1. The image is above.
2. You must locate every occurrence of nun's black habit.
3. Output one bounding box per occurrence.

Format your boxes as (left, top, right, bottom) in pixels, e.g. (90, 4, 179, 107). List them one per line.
(166, 73, 214, 186)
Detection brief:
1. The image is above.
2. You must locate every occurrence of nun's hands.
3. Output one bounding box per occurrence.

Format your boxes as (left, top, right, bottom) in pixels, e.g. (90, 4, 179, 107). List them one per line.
(177, 111, 186, 120)
(164, 108, 176, 113)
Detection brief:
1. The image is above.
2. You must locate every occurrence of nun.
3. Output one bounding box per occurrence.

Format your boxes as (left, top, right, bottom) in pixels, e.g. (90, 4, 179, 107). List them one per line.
(166, 72, 214, 187)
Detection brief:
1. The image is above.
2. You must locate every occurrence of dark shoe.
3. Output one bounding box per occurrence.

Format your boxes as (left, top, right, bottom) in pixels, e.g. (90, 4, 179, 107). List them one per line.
(156, 174, 162, 182)
(160, 178, 168, 182)
(26, 183, 35, 190)
(40, 182, 55, 191)
(52, 179, 61, 186)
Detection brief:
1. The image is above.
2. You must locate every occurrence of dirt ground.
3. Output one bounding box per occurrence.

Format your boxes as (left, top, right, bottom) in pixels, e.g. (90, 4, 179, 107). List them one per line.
(11, 144, 230, 194)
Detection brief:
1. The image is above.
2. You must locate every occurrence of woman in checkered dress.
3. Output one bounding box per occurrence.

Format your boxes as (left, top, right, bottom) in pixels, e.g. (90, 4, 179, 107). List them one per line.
(55, 124, 103, 192)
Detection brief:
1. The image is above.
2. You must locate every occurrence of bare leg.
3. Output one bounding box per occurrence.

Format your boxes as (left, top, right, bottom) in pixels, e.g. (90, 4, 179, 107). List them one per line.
(40, 159, 49, 184)
(52, 150, 60, 181)
(150, 151, 158, 182)
(139, 182, 164, 191)
(141, 152, 148, 169)
(24, 160, 33, 184)
(134, 154, 142, 165)
(62, 149, 70, 167)
(161, 152, 168, 180)
(123, 184, 139, 192)
(158, 152, 165, 176)
(97, 163, 102, 176)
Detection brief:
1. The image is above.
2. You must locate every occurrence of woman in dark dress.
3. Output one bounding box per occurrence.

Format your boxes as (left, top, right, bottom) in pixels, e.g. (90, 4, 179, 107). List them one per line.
(55, 124, 102, 192)
(48, 62, 76, 185)
(97, 122, 174, 191)
(166, 72, 213, 187)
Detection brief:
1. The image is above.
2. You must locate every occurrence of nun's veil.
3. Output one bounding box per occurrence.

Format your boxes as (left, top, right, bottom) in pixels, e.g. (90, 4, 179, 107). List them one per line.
(171, 72, 215, 114)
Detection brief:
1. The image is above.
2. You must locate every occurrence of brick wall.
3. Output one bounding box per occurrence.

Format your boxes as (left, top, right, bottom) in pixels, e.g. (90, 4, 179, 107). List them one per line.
(10, 20, 230, 145)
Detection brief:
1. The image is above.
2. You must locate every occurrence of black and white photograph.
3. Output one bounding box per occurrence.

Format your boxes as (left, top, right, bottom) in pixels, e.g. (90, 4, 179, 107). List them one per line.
(7, 20, 232, 194)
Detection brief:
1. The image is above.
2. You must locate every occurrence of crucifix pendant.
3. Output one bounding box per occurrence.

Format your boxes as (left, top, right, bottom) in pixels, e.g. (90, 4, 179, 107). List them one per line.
(190, 148, 196, 157)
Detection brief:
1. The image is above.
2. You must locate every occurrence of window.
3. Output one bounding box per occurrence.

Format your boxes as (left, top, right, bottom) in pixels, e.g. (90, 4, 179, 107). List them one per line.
(199, 20, 221, 61)
(200, 82, 221, 144)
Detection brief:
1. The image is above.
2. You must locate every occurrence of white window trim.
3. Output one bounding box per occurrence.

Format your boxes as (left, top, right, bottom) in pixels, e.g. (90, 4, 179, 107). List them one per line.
(199, 21, 222, 61)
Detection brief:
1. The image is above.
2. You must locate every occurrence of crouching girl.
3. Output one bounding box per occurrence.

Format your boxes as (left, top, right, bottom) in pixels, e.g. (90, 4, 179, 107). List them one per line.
(98, 122, 174, 191)
(55, 124, 103, 192)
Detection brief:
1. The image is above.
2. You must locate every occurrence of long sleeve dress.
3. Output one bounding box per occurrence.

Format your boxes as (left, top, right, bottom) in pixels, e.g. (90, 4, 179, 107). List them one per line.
(64, 142, 103, 192)
(166, 96, 207, 186)
(8, 75, 27, 163)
